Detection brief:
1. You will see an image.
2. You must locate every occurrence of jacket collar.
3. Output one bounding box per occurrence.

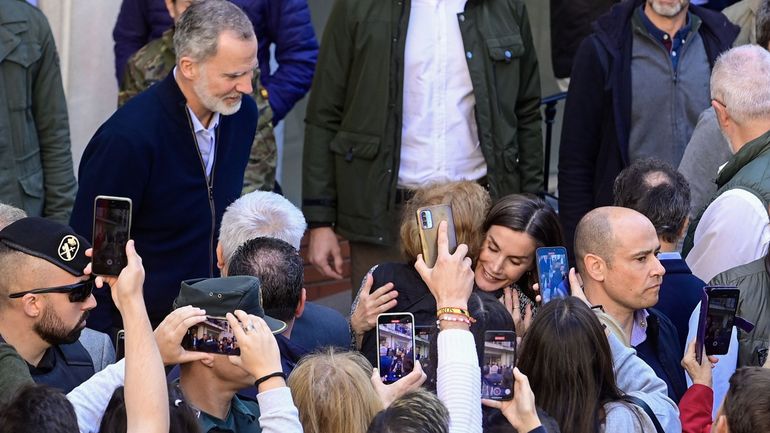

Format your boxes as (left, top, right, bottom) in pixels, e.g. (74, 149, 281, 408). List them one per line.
(0, 3, 28, 64)
(155, 70, 194, 128)
(593, 0, 737, 53)
(716, 128, 770, 187)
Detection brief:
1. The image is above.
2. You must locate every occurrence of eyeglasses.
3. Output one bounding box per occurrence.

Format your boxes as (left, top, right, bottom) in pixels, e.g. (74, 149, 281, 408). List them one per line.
(8, 277, 96, 303)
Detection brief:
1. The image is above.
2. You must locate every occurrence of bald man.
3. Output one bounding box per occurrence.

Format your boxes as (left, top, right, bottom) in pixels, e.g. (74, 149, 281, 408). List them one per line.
(575, 206, 687, 403)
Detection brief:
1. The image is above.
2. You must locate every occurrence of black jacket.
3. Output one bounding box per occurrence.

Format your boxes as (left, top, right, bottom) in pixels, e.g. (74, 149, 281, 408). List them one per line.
(635, 308, 688, 403)
(558, 0, 737, 256)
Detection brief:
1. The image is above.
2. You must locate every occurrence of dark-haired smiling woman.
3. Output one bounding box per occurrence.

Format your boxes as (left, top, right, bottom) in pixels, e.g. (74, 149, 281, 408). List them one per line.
(351, 191, 564, 359)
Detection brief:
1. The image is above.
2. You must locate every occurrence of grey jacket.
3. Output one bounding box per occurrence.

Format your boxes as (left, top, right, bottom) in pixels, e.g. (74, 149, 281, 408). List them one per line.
(78, 328, 115, 373)
(0, 0, 76, 223)
(606, 333, 682, 432)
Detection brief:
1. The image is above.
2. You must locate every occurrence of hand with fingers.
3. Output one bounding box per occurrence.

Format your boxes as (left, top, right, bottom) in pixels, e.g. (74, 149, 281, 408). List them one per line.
(154, 306, 214, 365)
(681, 339, 719, 387)
(414, 220, 474, 311)
(502, 286, 533, 337)
(482, 367, 542, 432)
(351, 274, 398, 340)
(225, 311, 285, 393)
(84, 240, 145, 314)
(567, 267, 589, 306)
(370, 361, 427, 408)
(308, 227, 344, 279)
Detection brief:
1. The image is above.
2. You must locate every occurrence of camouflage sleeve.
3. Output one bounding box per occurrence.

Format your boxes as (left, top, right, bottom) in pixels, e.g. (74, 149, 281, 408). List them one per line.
(242, 83, 278, 194)
(117, 55, 147, 108)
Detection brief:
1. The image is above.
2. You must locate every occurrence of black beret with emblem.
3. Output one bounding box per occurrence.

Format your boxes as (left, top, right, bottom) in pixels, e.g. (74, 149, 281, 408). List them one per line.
(173, 276, 286, 334)
(0, 217, 91, 276)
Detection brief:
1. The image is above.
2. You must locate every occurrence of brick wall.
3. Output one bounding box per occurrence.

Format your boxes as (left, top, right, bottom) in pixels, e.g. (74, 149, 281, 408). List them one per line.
(299, 233, 353, 301)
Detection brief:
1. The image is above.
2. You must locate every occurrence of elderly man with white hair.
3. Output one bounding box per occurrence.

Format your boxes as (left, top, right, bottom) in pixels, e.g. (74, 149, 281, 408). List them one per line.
(216, 190, 350, 351)
(683, 44, 770, 282)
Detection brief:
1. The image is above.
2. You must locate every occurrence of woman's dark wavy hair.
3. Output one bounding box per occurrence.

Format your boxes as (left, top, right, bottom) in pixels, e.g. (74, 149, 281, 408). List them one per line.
(517, 297, 624, 433)
(483, 194, 564, 291)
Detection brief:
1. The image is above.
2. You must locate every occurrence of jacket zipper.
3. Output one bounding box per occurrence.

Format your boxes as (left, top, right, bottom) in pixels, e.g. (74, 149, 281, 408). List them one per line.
(184, 108, 217, 277)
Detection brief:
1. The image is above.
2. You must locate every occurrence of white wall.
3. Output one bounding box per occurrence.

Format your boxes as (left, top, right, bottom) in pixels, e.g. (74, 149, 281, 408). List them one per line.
(40, 0, 122, 175)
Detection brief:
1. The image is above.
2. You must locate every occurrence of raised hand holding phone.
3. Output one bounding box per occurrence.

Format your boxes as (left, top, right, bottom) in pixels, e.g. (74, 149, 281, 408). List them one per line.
(92, 195, 132, 276)
(414, 220, 473, 310)
(482, 368, 542, 432)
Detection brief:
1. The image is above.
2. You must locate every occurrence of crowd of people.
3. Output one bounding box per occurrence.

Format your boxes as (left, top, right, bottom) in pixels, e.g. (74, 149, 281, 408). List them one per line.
(4, 0, 770, 432)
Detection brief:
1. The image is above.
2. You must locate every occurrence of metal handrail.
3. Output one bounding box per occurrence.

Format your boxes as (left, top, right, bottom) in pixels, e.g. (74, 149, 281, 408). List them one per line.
(541, 92, 567, 192)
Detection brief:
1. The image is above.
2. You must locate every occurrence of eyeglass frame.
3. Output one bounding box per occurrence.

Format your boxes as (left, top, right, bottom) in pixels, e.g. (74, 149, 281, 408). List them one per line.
(8, 276, 96, 303)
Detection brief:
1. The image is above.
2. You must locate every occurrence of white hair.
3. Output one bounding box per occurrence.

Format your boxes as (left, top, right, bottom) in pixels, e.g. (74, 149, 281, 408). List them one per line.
(711, 45, 770, 125)
(0, 203, 26, 230)
(219, 192, 307, 265)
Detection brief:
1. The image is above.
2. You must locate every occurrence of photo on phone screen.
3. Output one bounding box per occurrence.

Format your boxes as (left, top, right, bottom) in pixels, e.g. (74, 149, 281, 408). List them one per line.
(416, 204, 457, 268)
(536, 247, 569, 304)
(92, 196, 132, 276)
(115, 330, 125, 361)
(482, 330, 517, 400)
(415, 325, 433, 370)
(181, 315, 240, 355)
(704, 288, 739, 356)
(376, 313, 416, 384)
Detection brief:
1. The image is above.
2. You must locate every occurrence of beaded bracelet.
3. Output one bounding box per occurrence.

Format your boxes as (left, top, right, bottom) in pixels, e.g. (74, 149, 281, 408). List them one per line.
(436, 314, 472, 329)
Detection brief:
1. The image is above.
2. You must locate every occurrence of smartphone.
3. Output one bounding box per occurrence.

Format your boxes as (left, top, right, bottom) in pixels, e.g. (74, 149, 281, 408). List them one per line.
(482, 330, 517, 400)
(416, 204, 458, 268)
(181, 315, 240, 355)
(376, 312, 416, 384)
(92, 196, 132, 276)
(535, 247, 569, 304)
(415, 325, 432, 370)
(115, 329, 125, 361)
(699, 287, 740, 359)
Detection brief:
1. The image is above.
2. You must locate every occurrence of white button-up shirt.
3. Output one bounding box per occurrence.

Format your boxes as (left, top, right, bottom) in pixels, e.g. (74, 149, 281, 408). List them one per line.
(187, 106, 220, 178)
(398, 0, 486, 189)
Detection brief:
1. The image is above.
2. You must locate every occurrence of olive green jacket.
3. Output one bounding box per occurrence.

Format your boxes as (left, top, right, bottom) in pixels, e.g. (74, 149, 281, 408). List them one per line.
(0, 0, 76, 223)
(711, 257, 770, 367)
(302, 0, 543, 245)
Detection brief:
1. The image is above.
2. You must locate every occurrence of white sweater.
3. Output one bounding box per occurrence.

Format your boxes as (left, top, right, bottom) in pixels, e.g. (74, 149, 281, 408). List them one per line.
(437, 329, 482, 433)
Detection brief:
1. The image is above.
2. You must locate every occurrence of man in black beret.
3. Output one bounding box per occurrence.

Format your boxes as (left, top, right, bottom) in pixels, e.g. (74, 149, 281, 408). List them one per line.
(0, 217, 99, 393)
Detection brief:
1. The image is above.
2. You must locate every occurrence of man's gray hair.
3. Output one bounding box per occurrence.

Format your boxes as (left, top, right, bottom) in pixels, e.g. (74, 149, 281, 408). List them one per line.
(219, 191, 307, 266)
(0, 204, 26, 230)
(173, 0, 255, 63)
(711, 45, 770, 125)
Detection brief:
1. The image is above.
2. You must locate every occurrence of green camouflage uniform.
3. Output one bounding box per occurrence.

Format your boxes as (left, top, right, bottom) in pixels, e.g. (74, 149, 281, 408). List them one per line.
(118, 29, 277, 193)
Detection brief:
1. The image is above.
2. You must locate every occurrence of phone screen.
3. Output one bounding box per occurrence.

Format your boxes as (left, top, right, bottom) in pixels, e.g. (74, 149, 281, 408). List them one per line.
(536, 247, 569, 304)
(482, 330, 517, 400)
(376, 313, 416, 384)
(181, 315, 240, 355)
(704, 289, 739, 356)
(415, 325, 432, 370)
(92, 196, 132, 276)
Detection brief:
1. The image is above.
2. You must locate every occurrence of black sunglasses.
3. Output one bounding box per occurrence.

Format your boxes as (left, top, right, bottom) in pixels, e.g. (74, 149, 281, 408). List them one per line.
(8, 277, 96, 303)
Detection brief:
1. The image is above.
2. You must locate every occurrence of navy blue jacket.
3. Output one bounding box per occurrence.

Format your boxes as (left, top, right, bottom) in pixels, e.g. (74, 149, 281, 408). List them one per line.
(112, 0, 318, 122)
(558, 0, 737, 256)
(70, 72, 257, 330)
(657, 257, 705, 354)
(291, 302, 351, 351)
(635, 308, 688, 403)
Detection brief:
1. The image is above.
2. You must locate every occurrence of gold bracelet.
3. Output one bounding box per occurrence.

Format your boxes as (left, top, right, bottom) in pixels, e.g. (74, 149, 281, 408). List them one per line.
(436, 307, 471, 318)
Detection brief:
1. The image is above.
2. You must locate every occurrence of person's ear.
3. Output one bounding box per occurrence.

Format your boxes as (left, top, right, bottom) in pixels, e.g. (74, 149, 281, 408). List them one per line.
(216, 243, 225, 275)
(583, 253, 607, 282)
(178, 57, 198, 81)
(199, 356, 215, 368)
(712, 100, 732, 136)
(164, 0, 176, 20)
(295, 288, 306, 319)
(21, 295, 43, 318)
(677, 216, 690, 240)
(714, 414, 729, 433)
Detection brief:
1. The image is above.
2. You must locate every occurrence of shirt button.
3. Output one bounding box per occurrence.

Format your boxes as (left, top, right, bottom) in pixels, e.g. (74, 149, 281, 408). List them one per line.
(672, 51, 677, 57)
(663, 34, 669, 40)
(466, 51, 473, 59)
(459, 14, 465, 22)
(392, 37, 397, 43)
(504, 50, 512, 59)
